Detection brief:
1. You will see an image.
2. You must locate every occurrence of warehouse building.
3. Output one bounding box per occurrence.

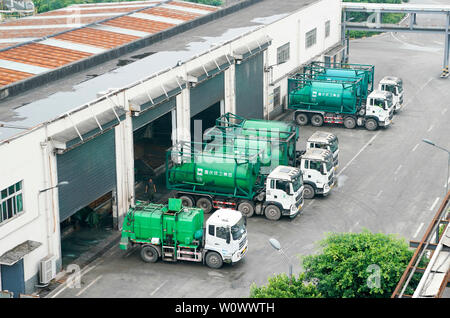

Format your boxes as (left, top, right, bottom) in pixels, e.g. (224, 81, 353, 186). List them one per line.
(0, 0, 342, 296)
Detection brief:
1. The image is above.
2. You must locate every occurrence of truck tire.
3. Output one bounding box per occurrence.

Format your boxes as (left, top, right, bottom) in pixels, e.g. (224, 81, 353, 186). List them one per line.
(365, 118, 378, 131)
(295, 113, 309, 126)
(238, 200, 255, 218)
(140, 245, 159, 263)
(303, 184, 315, 199)
(264, 205, 281, 221)
(179, 195, 194, 207)
(311, 114, 324, 127)
(205, 251, 223, 269)
(344, 116, 356, 129)
(196, 197, 213, 214)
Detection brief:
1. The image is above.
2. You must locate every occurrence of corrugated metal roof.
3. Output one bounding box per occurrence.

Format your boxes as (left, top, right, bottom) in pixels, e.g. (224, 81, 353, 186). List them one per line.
(53, 27, 140, 49)
(102, 15, 175, 33)
(0, 0, 218, 88)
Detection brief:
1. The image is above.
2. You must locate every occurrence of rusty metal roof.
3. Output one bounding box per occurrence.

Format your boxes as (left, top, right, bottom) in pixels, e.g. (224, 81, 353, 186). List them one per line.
(0, 0, 218, 88)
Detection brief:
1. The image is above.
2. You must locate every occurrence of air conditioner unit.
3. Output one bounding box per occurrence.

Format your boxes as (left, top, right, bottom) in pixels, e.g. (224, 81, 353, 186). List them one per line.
(39, 255, 57, 284)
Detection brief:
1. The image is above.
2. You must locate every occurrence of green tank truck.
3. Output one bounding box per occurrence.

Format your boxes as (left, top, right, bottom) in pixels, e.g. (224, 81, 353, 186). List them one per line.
(166, 141, 304, 220)
(120, 198, 248, 269)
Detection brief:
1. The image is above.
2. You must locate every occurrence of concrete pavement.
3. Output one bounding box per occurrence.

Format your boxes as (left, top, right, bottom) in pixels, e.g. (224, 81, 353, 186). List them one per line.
(48, 2, 450, 298)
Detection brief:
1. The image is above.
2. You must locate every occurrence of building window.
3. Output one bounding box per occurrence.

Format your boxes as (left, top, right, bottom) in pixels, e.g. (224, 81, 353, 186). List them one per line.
(273, 86, 281, 108)
(0, 181, 24, 224)
(305, 28, 317, 49)
(325, 20, 330, 38)
(277, 43, 290, 64)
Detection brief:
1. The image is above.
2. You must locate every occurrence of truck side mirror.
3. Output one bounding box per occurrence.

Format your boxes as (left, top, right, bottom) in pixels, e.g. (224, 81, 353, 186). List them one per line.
(226, 231, 231, 244)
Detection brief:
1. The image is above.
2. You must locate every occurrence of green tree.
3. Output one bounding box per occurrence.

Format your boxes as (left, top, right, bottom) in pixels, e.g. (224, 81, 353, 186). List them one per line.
(250, 231, 426, 298)
(250, 273, 322, 298)
(302, 231, 424, 298)
(33, 0, 222, 14)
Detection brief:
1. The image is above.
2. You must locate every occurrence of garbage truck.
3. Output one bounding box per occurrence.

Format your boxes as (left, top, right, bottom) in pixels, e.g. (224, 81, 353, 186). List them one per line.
(378, 76, 404, 112)
(306, 61, 403, 113)
(214, 113, 339, 169)
(119, 198, 248, 269)
(166, 141, 304, 220)
(304, 61, 374, 99)
(203, 125, 336, 198)
(288, 73, 394, 131)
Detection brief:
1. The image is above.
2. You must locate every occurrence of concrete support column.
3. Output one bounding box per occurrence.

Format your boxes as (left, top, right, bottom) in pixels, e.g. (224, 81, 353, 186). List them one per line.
(176, 88, 191, 143)
(41, 140, 62, 272)
(263, 49, 270, 119)
(224, 64, 236, 114)
(114, 113, 134, 230)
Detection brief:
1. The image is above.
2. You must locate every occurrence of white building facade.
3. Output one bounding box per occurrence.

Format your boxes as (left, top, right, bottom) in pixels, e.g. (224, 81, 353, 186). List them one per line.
(0, 0, 342, 296)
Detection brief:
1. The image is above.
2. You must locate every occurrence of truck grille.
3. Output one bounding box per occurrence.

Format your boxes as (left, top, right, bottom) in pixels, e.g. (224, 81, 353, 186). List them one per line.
(296, 192, 302, 202)
(239, 236, 247, 250)
(328, 172, 334, 186)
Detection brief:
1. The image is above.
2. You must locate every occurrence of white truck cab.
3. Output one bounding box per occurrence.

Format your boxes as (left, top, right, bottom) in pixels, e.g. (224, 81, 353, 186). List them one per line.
(300, 148, 335, 199)
(364, 90, 395, 130)
(378, 76, 404, 112)
(265, 165, 304, 219)
(204, 209, 248, 267)
(306, 131, 339, 169)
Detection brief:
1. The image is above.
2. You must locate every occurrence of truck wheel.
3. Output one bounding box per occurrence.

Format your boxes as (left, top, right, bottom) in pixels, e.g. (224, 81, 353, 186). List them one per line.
(311, 114, 324, 127)
(303, 184, 315, 199)
(238, 200, 255, 218)
(205, 251, 223, 269)
(196, 197, 213, 214)
(179, 195, 194, 207)
(295, 113, 309, 126)
(365, 118, 378, 131)
(140, 245, 159, 263)
(264, 205, 281, 221)
(344, 116, 356, 129)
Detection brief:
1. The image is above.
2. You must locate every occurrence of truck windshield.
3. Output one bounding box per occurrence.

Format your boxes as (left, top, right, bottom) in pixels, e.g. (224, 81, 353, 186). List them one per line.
(325, 160, 333, 173)
(292, 173, 303, 192)
(231, 217, 246, 241)
(330, 138, 338, 153)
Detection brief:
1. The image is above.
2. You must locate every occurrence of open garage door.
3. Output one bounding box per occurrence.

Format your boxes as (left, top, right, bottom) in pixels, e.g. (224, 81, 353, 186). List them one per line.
(190, 72, 224, 140)
(132, 98, 176, 181)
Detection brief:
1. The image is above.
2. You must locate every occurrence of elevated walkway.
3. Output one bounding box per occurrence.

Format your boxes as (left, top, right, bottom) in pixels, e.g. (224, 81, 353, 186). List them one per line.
(341, 3, 450, 78)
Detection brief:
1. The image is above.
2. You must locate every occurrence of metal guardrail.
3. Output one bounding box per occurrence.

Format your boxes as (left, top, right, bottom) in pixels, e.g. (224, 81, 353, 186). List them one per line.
(391, 191, 450, 298)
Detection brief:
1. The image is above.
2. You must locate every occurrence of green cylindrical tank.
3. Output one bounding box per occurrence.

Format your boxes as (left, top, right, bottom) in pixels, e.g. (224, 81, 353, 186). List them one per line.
(120, 200, 204, 248)
(322, 69, 369, 97)
(289, 80, 358, 114)
(168, 153, 260, 198)
(204, 133, 291, 170)
(241, 119, 294, 139)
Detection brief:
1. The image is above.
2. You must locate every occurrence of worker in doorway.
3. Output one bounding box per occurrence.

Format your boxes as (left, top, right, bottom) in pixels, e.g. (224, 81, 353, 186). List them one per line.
(145, 178, 157, 202)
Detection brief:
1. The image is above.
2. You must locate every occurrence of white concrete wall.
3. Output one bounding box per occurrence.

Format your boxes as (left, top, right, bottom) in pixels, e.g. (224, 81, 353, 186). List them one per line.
(0, 126, 61, 292)
(264, 0, 342, 117)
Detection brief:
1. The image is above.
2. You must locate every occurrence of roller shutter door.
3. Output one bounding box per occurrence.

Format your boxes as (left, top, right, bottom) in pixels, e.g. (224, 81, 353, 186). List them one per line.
(132, 98, 176, 131)
(235, 52, 264, 119)
(57, 129, 116, 222)
(190, 72, 225, 117)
